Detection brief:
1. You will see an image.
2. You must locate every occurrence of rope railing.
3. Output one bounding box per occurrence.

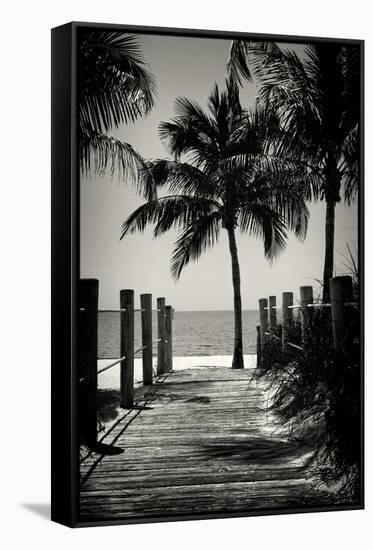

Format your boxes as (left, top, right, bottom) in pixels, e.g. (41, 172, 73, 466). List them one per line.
(79, 355, 127, 382)
(134, 345, 147, 355)
(264, 330, 303, 351)
(80, 307, 170, 314)
(78, 280, 175, 449)
(264, 331, 281, 341)
(257, 276, 357, 369)
(265, 302, 357, 312)
(97, 355, 126, 375)
(99, 308, 127, 313)
(80, 308, 127, 313)
(286, 342, 304, 351)
(307, 301, 357, 308)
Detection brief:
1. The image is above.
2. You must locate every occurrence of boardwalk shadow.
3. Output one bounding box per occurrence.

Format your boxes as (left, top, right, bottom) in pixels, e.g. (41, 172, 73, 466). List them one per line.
(186, 396, 211, 403)
(155, 391, 211, 403)
(200, 437, 312, 465)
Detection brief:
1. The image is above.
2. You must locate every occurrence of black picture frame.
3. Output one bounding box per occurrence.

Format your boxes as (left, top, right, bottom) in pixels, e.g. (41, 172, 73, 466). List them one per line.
(51, 21, 364, 527)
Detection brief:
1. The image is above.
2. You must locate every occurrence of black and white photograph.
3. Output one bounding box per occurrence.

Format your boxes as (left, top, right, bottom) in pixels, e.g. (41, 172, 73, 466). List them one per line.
(3, 0, 373, 544)
(56, 23, 363, 525)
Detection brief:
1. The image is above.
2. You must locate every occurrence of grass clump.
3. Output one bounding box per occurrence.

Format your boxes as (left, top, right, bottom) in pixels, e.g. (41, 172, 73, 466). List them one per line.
(255, 308, 361, 503)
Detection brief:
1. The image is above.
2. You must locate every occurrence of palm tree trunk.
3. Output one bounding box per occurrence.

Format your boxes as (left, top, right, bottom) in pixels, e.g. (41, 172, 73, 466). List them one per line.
(322, 199, 336, 302)
(227, 227, 244, 369)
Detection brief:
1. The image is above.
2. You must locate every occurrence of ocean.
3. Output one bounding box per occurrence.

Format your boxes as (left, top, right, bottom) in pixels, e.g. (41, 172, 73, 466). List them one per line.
(98, 310, 259, 359)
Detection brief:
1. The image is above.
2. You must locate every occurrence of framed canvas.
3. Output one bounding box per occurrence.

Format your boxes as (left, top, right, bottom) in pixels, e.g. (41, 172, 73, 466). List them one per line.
(51, 22, 364, 527)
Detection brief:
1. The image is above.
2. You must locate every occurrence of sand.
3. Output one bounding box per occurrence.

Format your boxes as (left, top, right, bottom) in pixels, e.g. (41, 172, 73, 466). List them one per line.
(97, 355, 256, 390)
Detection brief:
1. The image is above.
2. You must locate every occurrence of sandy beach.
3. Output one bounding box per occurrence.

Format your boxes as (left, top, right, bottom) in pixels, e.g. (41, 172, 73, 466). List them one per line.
(97, 355, 257, 390)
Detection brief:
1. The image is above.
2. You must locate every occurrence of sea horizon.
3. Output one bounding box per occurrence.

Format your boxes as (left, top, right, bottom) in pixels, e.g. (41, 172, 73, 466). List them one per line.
(98, 309, 260, 359)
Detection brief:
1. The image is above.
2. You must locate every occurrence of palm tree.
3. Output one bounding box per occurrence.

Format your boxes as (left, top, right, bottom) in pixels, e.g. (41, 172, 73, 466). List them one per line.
(78, 30, 156, 191)
(121, 80, 309, 368)
(228, 41, 360, 300)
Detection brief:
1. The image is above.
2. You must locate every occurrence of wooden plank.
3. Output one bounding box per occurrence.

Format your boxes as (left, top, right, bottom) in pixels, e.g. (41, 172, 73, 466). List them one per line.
(330, 275, 353, 351)
(140, 293, 153, 385)
(282, 292, 294, 351)
(165, 305, 173, 372)
(80, 367, 331, 521)
(300, 285, 313, 344)
(269, 295, 277, 334)
(79, 279, 99, 447)
(258, 298, 269, 345)
(120, 289, 134, 408)
(157, 298, 166, 374)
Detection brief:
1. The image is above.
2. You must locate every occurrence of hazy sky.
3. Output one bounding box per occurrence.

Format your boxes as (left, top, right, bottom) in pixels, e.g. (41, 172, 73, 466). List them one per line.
(80, 34, 358, 311)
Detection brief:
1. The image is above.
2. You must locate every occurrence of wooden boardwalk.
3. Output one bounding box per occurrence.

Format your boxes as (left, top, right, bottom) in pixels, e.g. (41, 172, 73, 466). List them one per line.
(80, 367, 331, 522)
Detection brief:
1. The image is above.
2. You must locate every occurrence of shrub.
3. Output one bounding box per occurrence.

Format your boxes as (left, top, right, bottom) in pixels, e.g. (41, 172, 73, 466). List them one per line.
(255, 307, 361, 503)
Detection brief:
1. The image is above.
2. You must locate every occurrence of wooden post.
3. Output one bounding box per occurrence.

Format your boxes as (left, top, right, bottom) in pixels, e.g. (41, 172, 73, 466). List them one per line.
(330, 276, 353, 351)
(78, 278, 99, 447)
(120, 289, 134, 408)
(282, 292, 294, 351)
(140, 293, 153, 385)
(269, 295, 277, 339)
(256, 325, 261, 368)
(258, 298, 269, 345)
(300, 285, 313, 345)
(165, 305, 173, 373)
(157, 297, 166, 375)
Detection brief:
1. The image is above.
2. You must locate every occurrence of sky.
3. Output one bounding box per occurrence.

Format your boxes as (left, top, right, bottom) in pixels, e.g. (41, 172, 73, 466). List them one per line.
(80, 34, 358, 311)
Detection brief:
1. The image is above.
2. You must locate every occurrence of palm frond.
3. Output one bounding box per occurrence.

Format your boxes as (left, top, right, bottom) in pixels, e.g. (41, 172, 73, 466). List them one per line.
(227, 40, 253, 85)
(80, 129, 154, 198)
(120, 195, 220, 239)
(171, 212, 222, 279)
(174, 97, 217, 137)
(122, 76, 316, 278)
(79, 31, 156, 133)
(145, 159, 221, 200)
(239, 203, 288, 260)
(340, 124, 359, 204)
(158, 118, 218, 164)
(271, 182, 310, 241)
(251, 163, 310, 241)
(227, 40, 284, 87)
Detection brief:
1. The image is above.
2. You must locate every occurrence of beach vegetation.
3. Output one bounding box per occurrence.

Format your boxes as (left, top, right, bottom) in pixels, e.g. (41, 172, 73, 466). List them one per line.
(256, 300, 361, 502)
(228, 41, 360, 300)
(121, 78, 309, 368)
(78, 30, 156, 183)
